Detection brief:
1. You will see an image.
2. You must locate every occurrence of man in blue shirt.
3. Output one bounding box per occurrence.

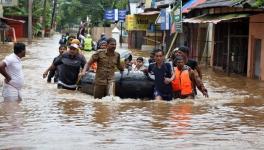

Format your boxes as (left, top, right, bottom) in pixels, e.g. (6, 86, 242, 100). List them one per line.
(148, 49, 175, 101)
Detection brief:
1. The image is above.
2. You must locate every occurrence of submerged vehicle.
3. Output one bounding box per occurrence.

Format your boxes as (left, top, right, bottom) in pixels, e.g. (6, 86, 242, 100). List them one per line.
(78, 71, 154, 99)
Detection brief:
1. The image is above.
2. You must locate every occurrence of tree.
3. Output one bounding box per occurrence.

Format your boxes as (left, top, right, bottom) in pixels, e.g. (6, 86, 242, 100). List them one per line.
(255, 0, 264, 7)
(56, 0, 128, 28)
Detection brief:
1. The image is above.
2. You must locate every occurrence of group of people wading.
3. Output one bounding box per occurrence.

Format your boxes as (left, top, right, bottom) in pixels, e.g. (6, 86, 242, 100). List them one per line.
(42, 31, 208, 101)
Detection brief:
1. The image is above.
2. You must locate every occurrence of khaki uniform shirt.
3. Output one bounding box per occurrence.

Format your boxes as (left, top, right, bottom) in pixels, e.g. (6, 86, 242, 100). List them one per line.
(91, 49, 123, 85)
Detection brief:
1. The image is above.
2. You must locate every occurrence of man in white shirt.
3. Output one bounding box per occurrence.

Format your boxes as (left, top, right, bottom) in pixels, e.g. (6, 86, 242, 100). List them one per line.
(0, 43, 26, 101)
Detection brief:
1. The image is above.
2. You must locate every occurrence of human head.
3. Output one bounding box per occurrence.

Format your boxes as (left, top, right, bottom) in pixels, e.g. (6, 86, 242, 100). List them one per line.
(98, 40, 107, 49)
(174, 56, 185, 70)
(66, 32, 69, 36)
(69, 44, 79, 56)
(107, 38, 116, 51)
(71, 38, 80, 45)
(178, 46, 190, 57)
(101, 33, 105, 38)
(14, 42, 26, 58)
(136, 57, 144, 67)
(150, 51, 155, 59)
(59, 45, 67, 55)
(153, 49, 164, 64)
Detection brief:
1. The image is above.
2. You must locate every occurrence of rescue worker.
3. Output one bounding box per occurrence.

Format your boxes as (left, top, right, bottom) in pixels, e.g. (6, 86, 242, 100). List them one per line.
(89, 41, 107, 72)
(171, 56, 208, 99)
(43, 44, 86, 90)
(80, 38, 124, 99)
(83, 34, 93, 51)
(177, 46, 202, 79)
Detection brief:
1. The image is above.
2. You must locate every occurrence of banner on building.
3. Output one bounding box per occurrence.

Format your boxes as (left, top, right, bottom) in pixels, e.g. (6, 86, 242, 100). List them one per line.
(171, 1, 182, 33)
(126, 15, 157, 31)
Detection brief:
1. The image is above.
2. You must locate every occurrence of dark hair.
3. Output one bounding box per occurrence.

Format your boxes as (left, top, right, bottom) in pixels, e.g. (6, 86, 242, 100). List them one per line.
(14, 43, 26, 54)
(107, 37, 116, 44)
(59, 45, 67, 50)
(153, 49, 164, 55)
(173, 56, 184, 65)
(136, 57, 144, 62)
(178, 46, 190, 55)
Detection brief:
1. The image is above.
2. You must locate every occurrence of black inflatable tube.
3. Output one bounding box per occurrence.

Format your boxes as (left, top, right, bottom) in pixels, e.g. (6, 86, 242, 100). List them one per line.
(78, 71, 155, 99)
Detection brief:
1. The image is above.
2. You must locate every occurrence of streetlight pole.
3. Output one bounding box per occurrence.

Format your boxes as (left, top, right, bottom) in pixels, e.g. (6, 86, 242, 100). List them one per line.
(28, 0, 33, 44)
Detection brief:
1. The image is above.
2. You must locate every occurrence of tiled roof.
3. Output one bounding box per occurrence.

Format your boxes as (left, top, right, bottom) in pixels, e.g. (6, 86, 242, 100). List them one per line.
(194, 0, 256, 9)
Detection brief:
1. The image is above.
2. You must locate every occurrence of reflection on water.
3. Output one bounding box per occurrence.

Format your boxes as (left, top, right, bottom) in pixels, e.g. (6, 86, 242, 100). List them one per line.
(0, 35, 264, 149)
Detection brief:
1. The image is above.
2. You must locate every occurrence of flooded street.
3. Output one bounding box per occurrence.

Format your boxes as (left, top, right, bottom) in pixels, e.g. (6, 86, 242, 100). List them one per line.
(0, 35, 264, 149)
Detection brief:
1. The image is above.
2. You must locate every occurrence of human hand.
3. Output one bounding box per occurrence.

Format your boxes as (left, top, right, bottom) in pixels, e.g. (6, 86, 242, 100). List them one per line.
(4, 76, 11, 83)
(202, 89, 209, 98)
(164, 78, 171, 84)
(43, 71, 48, 78)
(79, 72, 86, 79)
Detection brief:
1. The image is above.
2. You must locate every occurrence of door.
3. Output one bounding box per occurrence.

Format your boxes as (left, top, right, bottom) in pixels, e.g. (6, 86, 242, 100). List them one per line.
(254, 39, 261, 78)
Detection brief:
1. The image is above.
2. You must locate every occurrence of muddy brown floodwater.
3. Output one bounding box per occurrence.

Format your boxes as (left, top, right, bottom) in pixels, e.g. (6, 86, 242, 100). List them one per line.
(0, 35, 264, 150)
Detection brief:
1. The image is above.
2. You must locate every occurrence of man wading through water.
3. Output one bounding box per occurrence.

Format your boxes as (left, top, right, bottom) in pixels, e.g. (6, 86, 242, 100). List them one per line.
(148, 49, 175, 101)
(0, 43, 26, 101)
(80, 38, 124, 99)
(43, 43, 86, 90)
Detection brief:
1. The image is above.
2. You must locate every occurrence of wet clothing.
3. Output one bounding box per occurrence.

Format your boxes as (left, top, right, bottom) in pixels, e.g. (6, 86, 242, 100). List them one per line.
(3, 53, 24, 90)
(148, 62, 173, 101)
(54, 53, 86, 89)
(47, 55, 61, 83)
(2, 53, 24, 100)
(172, 65, 206, 99)
(153, 87, 173, 101)
(94, 84, 111, 99)
(172, 65, 193, 97)
(90, 49, 123, 86)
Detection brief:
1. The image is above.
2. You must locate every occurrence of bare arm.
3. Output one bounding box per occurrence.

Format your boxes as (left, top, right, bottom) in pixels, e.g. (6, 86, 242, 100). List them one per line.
(43, 64, 56, 78)
(0, 61, 11, 82)
(195, 65, 202, 79)
(190, 70, 208, 97)
(117, 54, 124, 72)
(81, 58, 95, 76)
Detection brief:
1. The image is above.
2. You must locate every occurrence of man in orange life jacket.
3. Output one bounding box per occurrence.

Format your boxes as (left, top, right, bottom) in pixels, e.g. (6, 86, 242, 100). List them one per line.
(171, 56, 208, 99)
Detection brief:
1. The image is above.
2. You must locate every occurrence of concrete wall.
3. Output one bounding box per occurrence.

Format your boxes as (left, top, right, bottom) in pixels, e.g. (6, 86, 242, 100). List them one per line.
(91, 27, 112, 42)
(248, 14, 264, 80)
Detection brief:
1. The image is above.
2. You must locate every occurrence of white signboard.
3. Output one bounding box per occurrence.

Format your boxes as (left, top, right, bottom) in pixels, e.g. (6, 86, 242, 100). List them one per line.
(1, 0, 18, 7)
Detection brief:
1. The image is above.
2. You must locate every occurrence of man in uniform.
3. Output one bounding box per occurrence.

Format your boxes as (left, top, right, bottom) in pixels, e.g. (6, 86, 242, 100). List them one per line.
(80, 38, 124, 99)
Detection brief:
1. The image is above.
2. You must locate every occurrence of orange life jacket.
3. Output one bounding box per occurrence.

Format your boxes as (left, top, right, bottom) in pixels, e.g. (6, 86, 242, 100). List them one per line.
(171, 67, 193, 96)
(90, 63, 97, 72)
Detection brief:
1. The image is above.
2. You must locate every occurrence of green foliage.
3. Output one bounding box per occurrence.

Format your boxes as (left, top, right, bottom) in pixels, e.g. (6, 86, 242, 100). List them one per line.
(255, 0, 264, 7)
(57, 0, 128, 28)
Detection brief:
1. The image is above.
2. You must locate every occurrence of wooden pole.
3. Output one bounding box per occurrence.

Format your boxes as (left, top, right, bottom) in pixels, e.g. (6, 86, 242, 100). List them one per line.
(28, 0, 33, 44)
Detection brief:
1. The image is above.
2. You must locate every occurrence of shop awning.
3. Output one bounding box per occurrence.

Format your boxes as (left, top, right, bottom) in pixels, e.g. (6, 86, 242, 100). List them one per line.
(0, 17, 25, 23)
(136, 11, 160, 16)
(183, 13, 250, 24)
(182, 0, 206, 13)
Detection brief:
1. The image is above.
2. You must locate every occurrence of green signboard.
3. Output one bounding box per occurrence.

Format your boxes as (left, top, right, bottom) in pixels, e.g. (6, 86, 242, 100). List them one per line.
(172, 1, 182, 33)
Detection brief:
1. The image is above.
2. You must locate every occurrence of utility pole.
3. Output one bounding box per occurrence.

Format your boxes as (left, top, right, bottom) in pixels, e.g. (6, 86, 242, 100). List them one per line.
(42, 0, 47, 37)
(51, 0, 57, 29)
(28, 0, 33, 44)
